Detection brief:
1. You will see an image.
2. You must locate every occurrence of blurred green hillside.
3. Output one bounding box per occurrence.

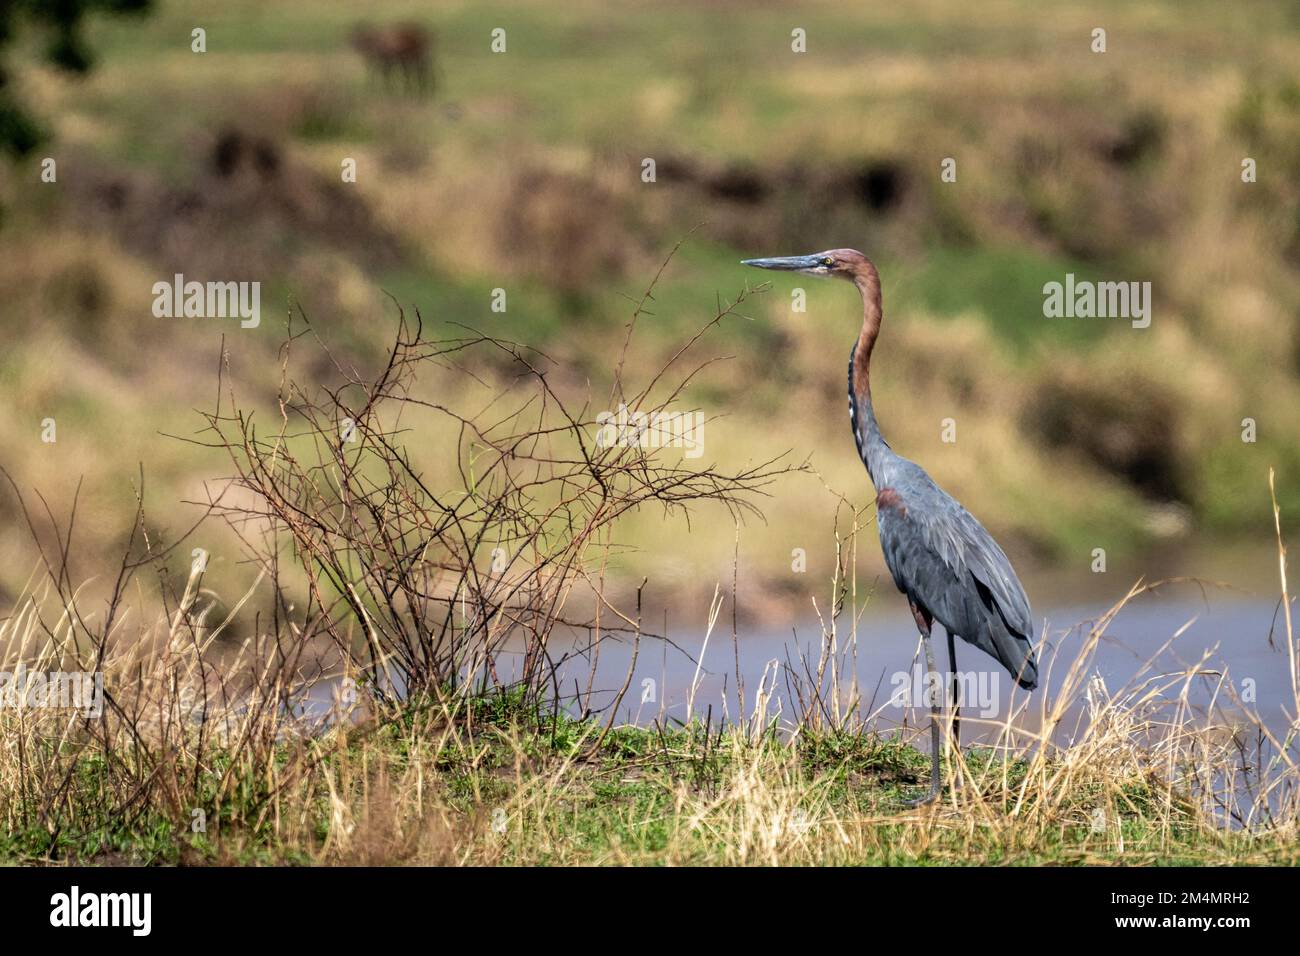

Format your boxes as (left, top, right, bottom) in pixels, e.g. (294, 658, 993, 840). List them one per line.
(0, 0, 1298, 611)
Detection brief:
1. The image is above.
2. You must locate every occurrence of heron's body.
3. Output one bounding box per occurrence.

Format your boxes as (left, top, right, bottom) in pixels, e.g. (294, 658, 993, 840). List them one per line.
(743, 247, 1039, 804)
(848, 342, 1038, 692)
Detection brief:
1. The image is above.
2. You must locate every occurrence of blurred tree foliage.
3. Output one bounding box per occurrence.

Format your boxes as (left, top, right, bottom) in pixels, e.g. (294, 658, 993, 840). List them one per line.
(0, 0, 152, 156)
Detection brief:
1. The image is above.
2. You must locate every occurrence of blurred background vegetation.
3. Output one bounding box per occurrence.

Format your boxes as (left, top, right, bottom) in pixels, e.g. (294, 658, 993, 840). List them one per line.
(0, 0, 1297, 618)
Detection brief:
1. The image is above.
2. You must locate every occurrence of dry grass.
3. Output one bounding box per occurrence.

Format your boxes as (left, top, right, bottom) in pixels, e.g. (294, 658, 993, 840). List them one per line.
(0, 476, 1295, 865)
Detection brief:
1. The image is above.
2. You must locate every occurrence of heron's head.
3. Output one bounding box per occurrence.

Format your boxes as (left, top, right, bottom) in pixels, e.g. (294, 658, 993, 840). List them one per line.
(741, 248, 873, 282)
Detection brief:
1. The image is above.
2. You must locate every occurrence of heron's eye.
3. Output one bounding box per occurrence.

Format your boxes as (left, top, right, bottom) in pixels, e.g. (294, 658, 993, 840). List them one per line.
(821, 257, 834, 267)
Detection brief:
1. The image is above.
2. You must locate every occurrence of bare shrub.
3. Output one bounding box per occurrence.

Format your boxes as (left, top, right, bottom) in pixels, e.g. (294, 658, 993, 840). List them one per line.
(196, 253, 795, 713)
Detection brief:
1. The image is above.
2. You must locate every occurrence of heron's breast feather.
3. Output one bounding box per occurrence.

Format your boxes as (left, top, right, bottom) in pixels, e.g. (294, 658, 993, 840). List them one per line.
(876, 487, 907, 516)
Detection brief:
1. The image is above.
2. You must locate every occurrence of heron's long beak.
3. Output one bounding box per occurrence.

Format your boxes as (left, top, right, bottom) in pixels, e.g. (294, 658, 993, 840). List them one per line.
(740, 254, 822, 272)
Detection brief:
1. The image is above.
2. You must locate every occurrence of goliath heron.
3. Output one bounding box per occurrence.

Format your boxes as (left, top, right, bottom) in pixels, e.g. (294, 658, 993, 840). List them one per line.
(742, 249, 1039, 806)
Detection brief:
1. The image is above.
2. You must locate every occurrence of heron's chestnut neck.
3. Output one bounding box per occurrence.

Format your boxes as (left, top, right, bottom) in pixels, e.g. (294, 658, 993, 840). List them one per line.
(850, 263, 883, 393)
(846, 260, 892, 487)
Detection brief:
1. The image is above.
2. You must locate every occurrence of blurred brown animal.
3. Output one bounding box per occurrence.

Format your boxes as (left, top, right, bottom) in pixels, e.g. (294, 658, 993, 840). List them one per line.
(351, 22, 434, 96)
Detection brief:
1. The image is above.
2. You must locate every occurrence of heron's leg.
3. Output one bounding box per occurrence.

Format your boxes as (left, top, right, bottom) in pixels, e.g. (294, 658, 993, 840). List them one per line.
(947, 629, 961, 752)
(907, 604, 941, 808)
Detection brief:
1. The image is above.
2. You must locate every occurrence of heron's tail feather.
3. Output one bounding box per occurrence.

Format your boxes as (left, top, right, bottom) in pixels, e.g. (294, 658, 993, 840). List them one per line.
(962, 579, 1038, 690)
(988, 614, 1038, 690)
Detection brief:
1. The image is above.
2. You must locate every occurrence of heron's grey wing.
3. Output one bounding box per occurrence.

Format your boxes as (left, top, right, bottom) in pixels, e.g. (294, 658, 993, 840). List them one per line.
(877, 478, 1037, 687)
(925, 490, 1032, 636)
